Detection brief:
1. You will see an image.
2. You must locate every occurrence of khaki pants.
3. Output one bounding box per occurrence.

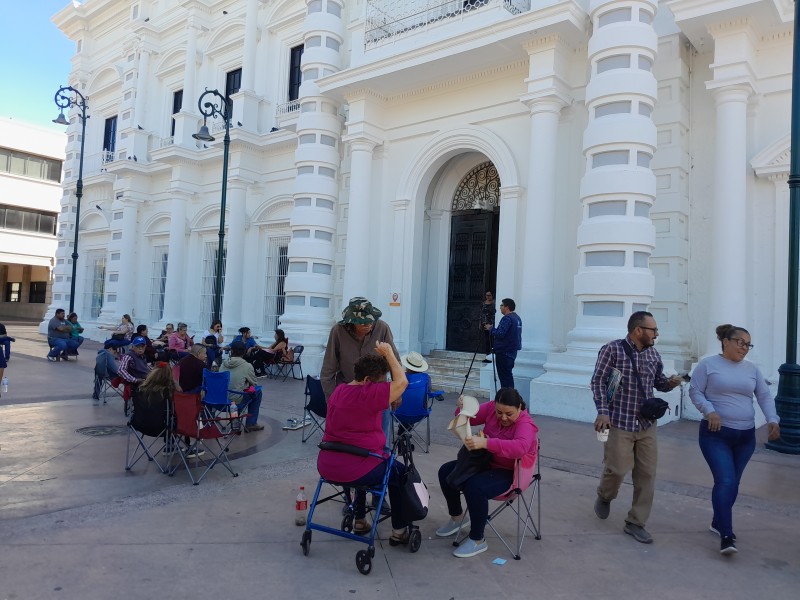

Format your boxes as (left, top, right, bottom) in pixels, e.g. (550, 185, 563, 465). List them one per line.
(597, 425, 657, 527)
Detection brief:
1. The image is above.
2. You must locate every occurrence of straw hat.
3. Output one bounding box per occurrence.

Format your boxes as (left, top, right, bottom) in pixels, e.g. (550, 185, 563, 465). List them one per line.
(401, 351, 429, 373)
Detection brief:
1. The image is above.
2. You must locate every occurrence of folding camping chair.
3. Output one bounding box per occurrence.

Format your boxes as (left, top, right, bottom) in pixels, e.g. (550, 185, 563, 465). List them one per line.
(273, 345, 304, 381)
(453, 443, 541, 560)
(93, 374, 124, 405)
(201, 369, 259, 424)
(125, 388, 171, 473)
(167, 390, 245, 485)
(301, 375, 327, 443)
(391, 373, 443, 453)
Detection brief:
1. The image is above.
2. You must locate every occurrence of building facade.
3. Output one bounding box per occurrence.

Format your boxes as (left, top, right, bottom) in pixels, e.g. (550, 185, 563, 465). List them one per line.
(48, 0, 793, 422)
(0, 119, 63, 320)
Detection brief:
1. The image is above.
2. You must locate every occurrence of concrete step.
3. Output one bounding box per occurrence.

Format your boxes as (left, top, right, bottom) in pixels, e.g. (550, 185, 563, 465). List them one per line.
(424, 351, 488, 398)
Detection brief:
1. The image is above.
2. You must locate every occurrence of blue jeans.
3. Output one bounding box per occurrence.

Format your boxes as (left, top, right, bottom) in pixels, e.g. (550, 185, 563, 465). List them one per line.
(237, 388, 263, 426)
(47, 337, 80, 358)
(438, 460, 514, 541)
(698, 422, 755, 538)
(494, 351, 517, 389)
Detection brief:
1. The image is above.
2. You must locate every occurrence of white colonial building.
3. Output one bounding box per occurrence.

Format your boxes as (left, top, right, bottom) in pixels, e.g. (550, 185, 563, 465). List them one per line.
(47, 0, 793, 422)
(0, 119, 64, 320)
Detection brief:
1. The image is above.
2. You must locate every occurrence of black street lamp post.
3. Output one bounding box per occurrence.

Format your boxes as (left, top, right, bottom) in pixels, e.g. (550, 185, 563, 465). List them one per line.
(767, 0, 800, 454)
(53, 85, 89, 315)
(193, 89, 232, 324)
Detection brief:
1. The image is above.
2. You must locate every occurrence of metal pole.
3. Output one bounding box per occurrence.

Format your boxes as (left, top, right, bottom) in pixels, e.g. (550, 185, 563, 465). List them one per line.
(54, 86, 88, 315)
(767, 0, 800, 454)
(194, 89, 231, 324)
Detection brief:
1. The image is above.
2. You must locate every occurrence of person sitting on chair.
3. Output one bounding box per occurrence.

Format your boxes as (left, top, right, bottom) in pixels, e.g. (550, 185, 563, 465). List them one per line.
(219, 340, 264, 432)
(47, 308, 80, 362)
(397, 351, 436, 433)
(67, 312, 85, 353)
(135, 324, 160, 364)
(99, 314, 135, 341)
(155, 323, 174, 346)
(436, 388, 538, 558)
(245, 328, 290, 377)
(196, 319, 224, 368)
(318, 342, 412, 541)
(176, 344, 207, 393)
(168, 322, 193, 361)
(118, 336, 152, 387)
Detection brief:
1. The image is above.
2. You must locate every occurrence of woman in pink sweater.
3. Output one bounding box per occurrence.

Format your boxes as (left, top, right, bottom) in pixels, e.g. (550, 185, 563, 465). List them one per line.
(436, 388, 538, 558)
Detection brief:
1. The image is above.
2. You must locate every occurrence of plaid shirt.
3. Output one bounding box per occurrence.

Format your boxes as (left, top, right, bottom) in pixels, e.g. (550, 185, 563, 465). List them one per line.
(591, 336, 671, 432)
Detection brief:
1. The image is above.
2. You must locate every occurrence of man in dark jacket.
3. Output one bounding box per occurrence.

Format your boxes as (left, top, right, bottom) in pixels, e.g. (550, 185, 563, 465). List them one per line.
(484, 298, 522, 389)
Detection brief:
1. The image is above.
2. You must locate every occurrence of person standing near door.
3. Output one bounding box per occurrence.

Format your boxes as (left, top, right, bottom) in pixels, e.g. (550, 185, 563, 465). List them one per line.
(480, 291, 496, 363)
(484, 298, 521, 389)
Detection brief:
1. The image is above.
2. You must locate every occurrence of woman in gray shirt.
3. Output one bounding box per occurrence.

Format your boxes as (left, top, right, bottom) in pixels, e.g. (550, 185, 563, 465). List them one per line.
(689, 324, 780, 556)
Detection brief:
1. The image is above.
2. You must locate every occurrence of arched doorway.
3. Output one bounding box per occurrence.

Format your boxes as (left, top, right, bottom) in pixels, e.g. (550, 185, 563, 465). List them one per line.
(446, 162, 500, 352)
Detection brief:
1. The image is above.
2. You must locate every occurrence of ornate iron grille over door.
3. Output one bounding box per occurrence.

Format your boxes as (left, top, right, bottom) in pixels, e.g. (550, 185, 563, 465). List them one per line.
(446, 162, 500, 352)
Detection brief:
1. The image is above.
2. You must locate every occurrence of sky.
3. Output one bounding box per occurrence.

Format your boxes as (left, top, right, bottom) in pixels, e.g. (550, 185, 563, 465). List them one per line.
(0, 1, 77, 131)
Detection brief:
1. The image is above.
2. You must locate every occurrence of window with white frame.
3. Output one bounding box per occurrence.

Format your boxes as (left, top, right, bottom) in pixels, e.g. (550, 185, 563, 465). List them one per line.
(199, 241, 227, 326)
(149, 245, 169, 323)
(262, 235, 290, 333)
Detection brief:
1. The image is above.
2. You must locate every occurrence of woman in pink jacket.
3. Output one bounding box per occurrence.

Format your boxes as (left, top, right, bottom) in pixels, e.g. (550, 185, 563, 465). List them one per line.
(436, 388, 538, 558)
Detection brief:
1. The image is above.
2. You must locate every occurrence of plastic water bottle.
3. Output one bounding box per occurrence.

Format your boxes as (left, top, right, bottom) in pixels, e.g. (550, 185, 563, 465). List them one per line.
(295, 486, 308, 526)
(1, 376, 8, 393)
(229, 402, 240, 432)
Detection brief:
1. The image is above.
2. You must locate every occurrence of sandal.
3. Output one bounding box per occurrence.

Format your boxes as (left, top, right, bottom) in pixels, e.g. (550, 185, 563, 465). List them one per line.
(353, 519, 371, 535)
(389, 529, 409, 546)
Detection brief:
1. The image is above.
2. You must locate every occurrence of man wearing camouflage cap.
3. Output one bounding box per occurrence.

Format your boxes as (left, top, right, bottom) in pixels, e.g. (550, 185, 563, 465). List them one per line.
(320, 296, 401, 400)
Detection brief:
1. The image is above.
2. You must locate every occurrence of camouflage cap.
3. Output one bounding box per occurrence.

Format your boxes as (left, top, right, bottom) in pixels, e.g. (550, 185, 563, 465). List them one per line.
(339, 296, 382, 325)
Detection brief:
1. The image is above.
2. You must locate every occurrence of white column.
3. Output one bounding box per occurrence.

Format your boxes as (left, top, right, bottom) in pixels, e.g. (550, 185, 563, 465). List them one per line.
(342, 138, 377, 303)
(242, 0, 258, 92)
(391, 198, 409, 350)
(222, 181, 247, 327)
(707, 86, 750, 348)
(133, 49, 151, 124)
(181, 25, 198, 110)
(520, 98, 567, 357)
(115, 202, 140, 317)
(495, 186, 523, 301)
(162, 192, 188, 323)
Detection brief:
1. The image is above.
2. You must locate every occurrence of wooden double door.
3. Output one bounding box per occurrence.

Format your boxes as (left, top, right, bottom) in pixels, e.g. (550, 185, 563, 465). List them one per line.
(446, 211, 499, 352)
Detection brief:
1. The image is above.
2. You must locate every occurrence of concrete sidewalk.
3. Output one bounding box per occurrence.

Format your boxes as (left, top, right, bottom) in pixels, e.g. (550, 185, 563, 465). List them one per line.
(1, 325, 798, 599)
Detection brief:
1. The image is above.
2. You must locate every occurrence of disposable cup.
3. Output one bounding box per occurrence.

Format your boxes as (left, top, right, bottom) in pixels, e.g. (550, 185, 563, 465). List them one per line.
(597, 429, 609, 443)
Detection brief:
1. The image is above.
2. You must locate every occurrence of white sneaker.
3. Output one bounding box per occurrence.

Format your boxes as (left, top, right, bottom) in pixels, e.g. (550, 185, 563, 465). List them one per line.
(435, 516, 470, 537)
(453, 538, 488, 558)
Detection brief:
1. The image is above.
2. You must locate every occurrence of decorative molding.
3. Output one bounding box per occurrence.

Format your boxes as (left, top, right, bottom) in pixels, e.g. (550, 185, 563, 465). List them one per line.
(751, 133, 790, 180)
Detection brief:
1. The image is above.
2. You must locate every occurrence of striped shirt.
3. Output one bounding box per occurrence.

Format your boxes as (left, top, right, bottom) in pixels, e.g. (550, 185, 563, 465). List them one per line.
(591, 336, 671, 432)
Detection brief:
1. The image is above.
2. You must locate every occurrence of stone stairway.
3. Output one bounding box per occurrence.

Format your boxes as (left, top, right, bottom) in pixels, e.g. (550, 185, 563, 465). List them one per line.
(424, 350, 490, 398)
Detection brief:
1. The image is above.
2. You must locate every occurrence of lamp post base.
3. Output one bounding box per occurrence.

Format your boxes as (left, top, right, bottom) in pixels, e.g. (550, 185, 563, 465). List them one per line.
(765, 362, 800, 454)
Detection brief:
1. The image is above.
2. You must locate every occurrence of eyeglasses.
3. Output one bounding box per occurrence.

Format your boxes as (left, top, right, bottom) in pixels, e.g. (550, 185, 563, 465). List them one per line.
(640, 326, 659, 333)
(730, 337, 754, 350)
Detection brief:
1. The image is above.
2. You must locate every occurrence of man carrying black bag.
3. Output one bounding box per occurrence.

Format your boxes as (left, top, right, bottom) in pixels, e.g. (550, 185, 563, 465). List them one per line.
(590, 311, 682, 544)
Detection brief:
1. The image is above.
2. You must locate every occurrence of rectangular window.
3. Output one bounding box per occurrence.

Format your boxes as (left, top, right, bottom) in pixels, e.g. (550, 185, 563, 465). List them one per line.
(0, 204, 57, 235)
(5, 282, 21, 302)
(150, 245, 169, 323)
(0, 147, 62, 182)
(171, 89, 183, 137)
(226, 68, 242, 97)
(263, 235, 290, 332)
(29, 281, 47, 303)
(85, 252, 106, 319)
(200, 241, 227, 326)
(288, 45, 304, 101)
(103, 116, 118, 154)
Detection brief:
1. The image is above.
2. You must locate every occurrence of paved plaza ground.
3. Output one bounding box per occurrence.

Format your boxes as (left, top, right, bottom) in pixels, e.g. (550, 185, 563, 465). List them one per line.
(0, 323, 798, 599)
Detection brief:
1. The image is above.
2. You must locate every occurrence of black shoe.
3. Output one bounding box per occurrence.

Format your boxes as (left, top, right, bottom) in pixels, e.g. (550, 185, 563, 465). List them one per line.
(594, 497, 610, 520)
(709, 523, 736, 541)
(720, 536, 737, 555)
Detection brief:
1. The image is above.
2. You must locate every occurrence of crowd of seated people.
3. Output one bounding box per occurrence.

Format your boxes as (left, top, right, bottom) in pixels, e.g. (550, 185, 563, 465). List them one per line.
(168, 322, 193, 361)
(230, 327, 293, 377)
(196, 320, 224, 369)
(47, 308, 82, 361)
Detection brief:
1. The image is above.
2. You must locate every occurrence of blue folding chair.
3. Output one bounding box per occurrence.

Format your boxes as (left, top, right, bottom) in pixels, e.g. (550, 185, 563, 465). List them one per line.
(391, 372, 443, 453)
(201, 369, 256, 428)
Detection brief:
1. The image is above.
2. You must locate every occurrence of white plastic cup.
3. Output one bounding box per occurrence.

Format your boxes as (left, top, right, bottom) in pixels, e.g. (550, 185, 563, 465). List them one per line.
(597, 429, 609, 443)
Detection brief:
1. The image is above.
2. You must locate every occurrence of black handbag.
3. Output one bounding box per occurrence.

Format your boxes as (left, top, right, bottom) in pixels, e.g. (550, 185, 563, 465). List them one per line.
(397, 463, 429, 522)
(621, 341, 670, 421)
(111, 333, 126, 341)
(445, 445, 492, 491)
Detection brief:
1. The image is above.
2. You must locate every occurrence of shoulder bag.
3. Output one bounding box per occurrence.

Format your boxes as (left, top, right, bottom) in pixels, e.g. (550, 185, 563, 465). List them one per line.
(621, 341, 670, 421)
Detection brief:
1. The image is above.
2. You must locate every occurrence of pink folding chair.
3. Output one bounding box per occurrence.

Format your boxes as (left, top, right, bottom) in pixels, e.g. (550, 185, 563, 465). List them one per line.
(454, 443, 542, 560)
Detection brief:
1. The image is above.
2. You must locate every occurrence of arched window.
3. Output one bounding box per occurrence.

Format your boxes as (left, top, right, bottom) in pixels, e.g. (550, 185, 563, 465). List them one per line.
(451, 162, 500, 211)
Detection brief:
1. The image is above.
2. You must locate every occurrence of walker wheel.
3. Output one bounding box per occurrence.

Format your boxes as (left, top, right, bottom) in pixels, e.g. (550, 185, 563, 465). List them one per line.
(300, 530, 311, 556)
(356, 550, 372, 575)
(341, 513, 353, 533)
(409, 528, 422, 553)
